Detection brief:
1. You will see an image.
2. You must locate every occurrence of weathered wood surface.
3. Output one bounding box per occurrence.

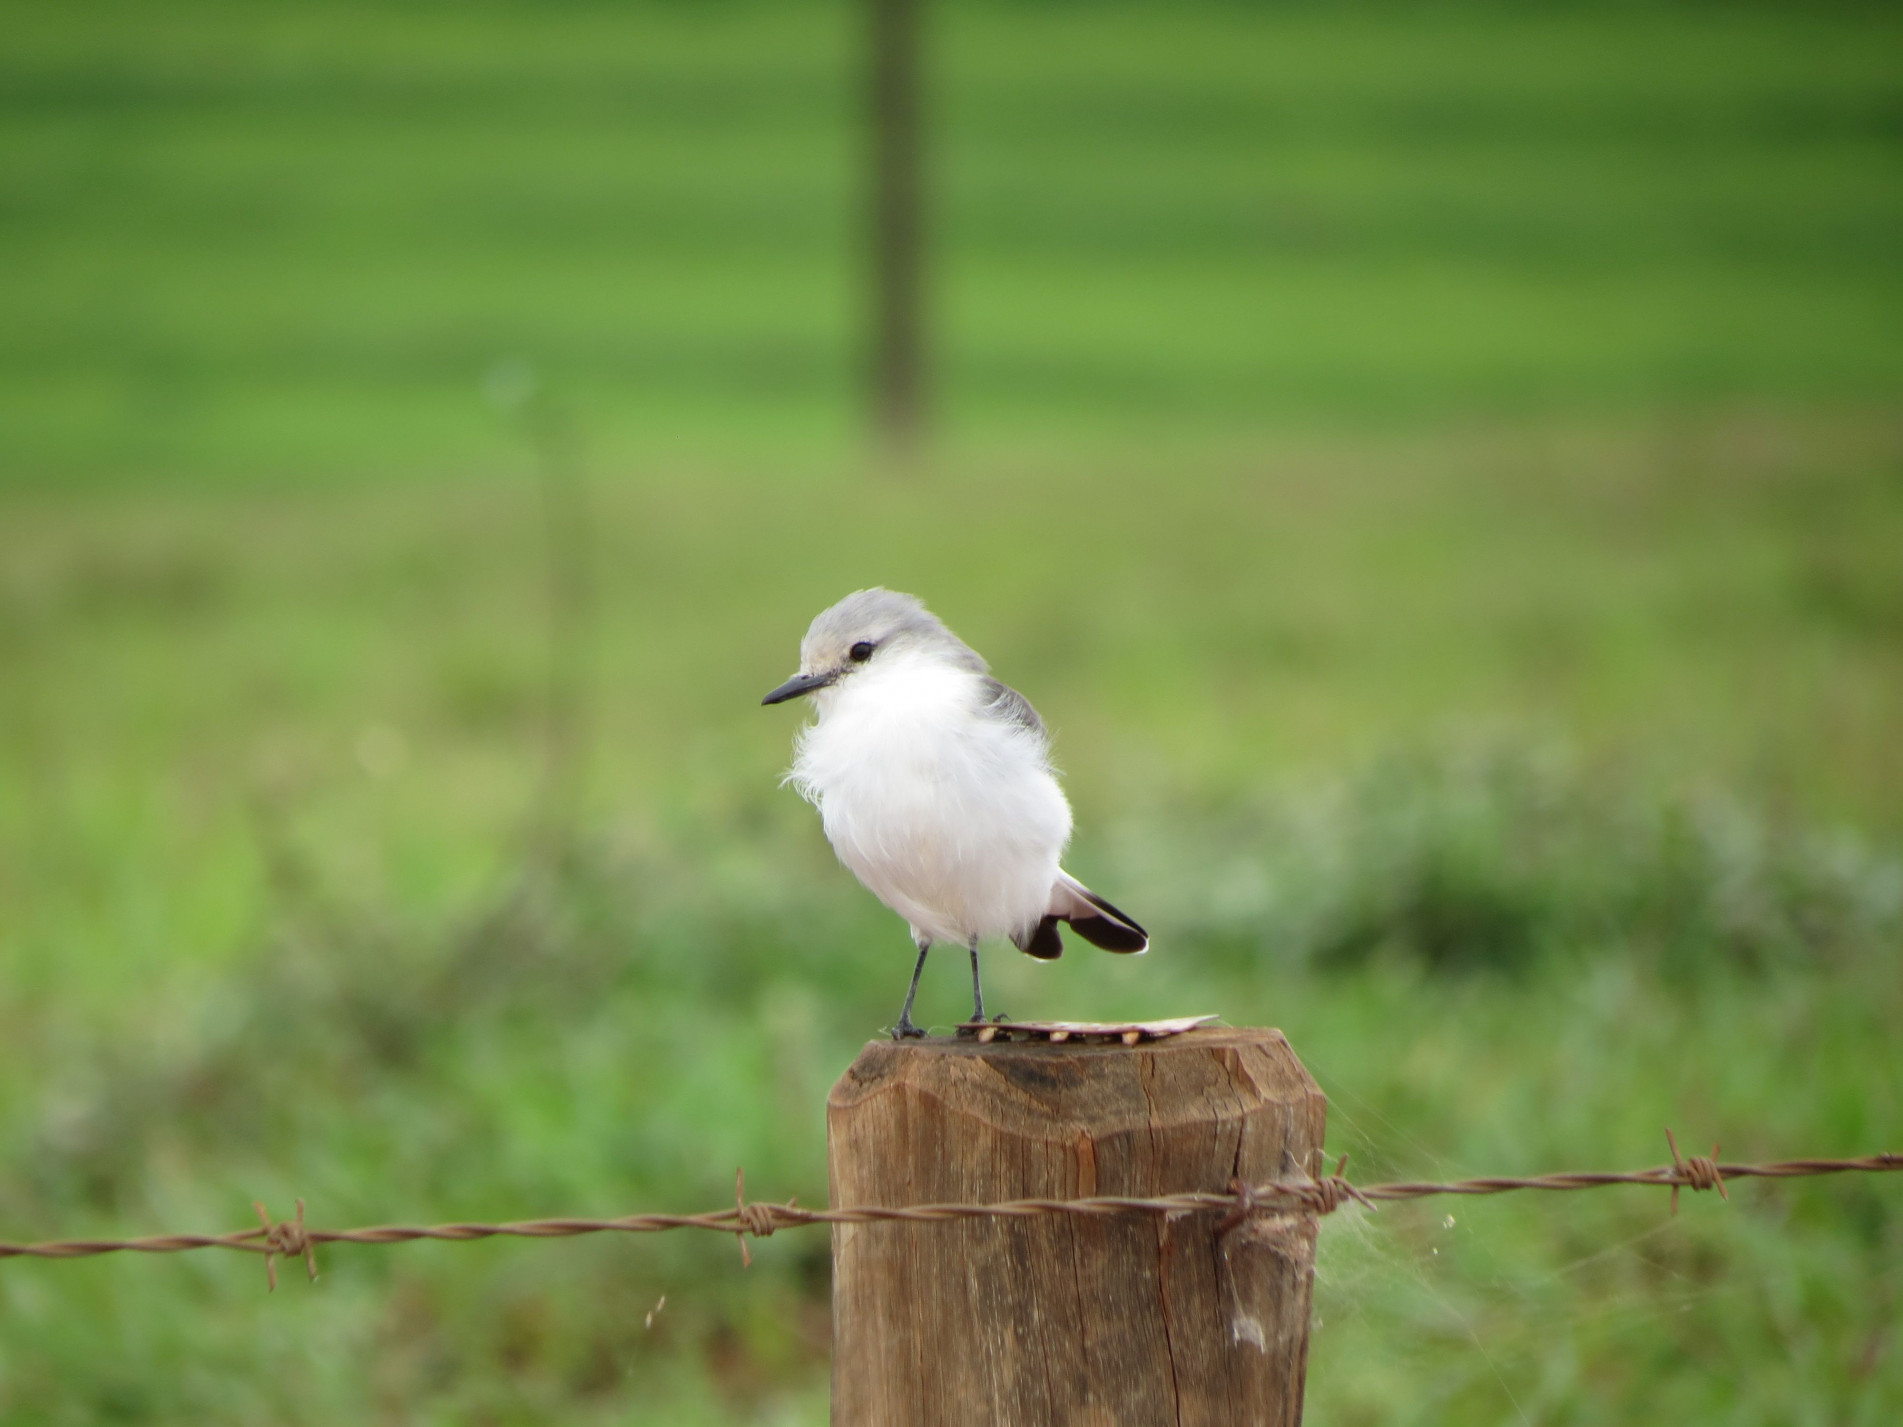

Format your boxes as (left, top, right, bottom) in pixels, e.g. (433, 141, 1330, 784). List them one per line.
(828, 1027, 1327, 1426)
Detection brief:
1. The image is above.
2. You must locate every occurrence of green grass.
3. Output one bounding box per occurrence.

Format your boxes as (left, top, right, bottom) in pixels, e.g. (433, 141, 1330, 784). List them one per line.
(2, 2, 1902, 1423)
(3, 1, 1899, 483)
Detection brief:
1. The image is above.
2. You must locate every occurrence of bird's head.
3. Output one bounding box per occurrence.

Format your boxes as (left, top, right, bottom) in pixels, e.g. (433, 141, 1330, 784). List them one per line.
(761, 588, 984, 706)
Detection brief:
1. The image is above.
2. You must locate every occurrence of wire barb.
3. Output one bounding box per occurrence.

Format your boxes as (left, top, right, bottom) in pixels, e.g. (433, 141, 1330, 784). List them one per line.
(730, 1169, 793, 1267)
(1299, 1152, 1375, 1218)
(1224, 1153, 1373, 1233)
(1664, 1128, 1728, 1216)
(253, 1199, 316, 1291)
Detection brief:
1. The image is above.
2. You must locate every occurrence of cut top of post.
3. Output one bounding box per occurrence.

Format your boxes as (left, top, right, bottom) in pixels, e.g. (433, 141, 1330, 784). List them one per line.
(829, 1027, 1321, 1155)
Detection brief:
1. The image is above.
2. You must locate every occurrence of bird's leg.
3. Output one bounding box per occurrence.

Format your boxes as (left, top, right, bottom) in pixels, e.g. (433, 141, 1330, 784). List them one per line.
(967, 936, 986, 1024)
(892, 938, 931, 1040)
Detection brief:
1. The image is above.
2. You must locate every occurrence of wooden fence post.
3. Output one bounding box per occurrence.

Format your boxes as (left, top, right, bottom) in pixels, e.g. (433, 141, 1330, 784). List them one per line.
(828, 1028, 1327, 1426)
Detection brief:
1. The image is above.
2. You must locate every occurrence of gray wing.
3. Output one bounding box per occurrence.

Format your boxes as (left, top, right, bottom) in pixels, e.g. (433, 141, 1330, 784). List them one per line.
(980, 677, 1045, 739)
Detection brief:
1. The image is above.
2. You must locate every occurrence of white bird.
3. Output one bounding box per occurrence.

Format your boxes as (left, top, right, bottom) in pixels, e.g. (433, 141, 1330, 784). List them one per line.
(763, 588, 1146, 1038)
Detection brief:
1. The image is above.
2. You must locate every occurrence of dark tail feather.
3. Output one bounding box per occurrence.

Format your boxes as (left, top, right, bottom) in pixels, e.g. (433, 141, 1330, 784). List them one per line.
(1035, 873, 1149, 956)
(1064, 901, 1148, 953)
(1012, 915, 1066, 960)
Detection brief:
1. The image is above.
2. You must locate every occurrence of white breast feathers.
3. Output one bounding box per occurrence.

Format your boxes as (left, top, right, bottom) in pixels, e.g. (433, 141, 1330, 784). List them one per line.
(788, 649, 1073, 946)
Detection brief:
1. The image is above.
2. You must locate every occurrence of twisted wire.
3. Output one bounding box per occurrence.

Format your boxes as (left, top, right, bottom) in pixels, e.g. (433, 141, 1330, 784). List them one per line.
(4, 1138, 1895, 1287)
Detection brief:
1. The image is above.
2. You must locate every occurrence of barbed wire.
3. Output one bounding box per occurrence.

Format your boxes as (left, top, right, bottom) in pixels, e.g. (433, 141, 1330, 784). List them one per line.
(2, 1135, 1895, 1290)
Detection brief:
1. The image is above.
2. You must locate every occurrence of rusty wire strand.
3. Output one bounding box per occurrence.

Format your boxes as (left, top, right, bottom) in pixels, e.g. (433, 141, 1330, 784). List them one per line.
(4, 1138, 1896, 1287)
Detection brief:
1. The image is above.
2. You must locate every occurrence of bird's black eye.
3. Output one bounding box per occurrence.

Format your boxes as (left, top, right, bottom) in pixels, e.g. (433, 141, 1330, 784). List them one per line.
(848, 641, 875, 663)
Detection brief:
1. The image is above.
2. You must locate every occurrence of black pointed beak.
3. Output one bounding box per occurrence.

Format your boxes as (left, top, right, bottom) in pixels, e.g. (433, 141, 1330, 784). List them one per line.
(761, 671, 836, 705)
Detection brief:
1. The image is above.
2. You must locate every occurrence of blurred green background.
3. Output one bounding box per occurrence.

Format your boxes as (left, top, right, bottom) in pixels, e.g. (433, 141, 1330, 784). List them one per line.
(2, 2, 1900, 1422)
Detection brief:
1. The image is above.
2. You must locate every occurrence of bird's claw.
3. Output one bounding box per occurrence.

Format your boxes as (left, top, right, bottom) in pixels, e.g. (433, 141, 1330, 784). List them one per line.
(891, 1019, 928, 1041)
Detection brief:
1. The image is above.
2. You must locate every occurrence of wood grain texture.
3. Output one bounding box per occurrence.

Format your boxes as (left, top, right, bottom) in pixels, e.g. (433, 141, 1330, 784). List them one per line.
(828, 1028, 1326, 1426)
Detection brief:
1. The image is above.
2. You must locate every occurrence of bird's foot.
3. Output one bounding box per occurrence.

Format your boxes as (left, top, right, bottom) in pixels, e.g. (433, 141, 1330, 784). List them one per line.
(890, 1017, 928, 1041)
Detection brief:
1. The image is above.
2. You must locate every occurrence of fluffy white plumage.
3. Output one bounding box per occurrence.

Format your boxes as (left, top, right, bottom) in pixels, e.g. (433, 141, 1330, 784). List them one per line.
(789, 640, 1071, 947)
(764, 589, 1146, 1034)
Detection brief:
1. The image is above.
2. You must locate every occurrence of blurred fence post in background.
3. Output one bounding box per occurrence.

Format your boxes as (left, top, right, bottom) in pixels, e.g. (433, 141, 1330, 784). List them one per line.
(867, 0, 926, 453)
(485, 363, 595, 873)
(827, 1029, 1327, 1425)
